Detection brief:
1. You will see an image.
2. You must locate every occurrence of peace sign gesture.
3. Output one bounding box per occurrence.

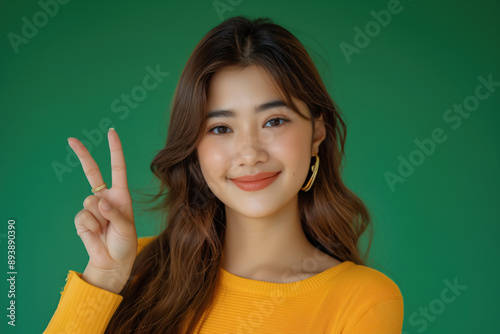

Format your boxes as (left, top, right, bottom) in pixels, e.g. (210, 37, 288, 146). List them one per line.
(67, 128, 138, 294)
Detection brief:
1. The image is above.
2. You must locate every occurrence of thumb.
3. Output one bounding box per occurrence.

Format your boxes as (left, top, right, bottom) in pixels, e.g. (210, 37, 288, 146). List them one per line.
(98, 198, 132, 236)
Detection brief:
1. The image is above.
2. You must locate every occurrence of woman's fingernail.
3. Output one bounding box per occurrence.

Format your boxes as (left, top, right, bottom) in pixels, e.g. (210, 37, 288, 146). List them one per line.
(109, 127, 115, 133)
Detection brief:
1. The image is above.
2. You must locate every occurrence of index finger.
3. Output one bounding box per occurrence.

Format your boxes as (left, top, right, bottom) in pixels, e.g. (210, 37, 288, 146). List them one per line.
(67, 137, 106, 191)
(108, 128, 129, 191)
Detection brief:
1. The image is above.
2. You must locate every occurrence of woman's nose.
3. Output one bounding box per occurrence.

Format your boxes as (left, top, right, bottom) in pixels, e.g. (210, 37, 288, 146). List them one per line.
(234, 129, 270, 166)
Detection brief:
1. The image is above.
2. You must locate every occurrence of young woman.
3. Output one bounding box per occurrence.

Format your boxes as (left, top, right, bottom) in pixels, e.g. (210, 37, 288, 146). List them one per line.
(45, 16, 403, 334)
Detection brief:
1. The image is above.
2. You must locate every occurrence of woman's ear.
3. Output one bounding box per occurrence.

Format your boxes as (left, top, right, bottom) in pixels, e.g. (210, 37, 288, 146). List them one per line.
(311, 114, 326, 156)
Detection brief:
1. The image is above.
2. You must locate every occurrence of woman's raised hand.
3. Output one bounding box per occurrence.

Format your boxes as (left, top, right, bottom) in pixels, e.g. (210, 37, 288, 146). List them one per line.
(67, 128, 138, 294)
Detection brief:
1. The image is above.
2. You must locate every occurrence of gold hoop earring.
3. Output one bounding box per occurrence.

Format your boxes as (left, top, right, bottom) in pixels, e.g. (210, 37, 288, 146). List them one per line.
(301, 154, 319, 192)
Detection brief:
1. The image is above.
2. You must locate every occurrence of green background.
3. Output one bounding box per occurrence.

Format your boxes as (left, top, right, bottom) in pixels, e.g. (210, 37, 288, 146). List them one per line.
(1, 0, 499, 332)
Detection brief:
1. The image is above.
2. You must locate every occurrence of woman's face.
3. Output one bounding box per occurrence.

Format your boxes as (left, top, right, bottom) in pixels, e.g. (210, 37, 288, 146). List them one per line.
(196, 64, 325, 218)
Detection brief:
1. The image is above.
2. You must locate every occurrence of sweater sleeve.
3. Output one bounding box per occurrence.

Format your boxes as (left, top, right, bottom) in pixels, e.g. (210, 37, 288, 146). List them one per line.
(43, 235, 158, 334)
(347, 298, 404, 334)
(43, 270, 123, 333)
(338, 265, 405, 334)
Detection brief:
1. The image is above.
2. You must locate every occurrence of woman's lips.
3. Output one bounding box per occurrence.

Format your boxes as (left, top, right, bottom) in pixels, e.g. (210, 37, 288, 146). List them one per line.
(230, 172, 281, 191)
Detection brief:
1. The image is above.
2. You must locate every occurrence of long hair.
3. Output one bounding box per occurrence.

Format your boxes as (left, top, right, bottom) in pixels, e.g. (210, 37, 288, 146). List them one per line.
(105, 15, 373, 334)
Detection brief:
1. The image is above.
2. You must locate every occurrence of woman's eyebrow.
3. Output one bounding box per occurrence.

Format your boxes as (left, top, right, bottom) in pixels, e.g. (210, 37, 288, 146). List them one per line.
(207, 99, 287, 119)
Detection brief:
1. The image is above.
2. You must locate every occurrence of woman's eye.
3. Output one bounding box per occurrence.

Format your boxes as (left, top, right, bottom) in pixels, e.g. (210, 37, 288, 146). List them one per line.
(208, 118, 289, 135)
(210, 125, 230, 135)
(265, 118, 288, 127)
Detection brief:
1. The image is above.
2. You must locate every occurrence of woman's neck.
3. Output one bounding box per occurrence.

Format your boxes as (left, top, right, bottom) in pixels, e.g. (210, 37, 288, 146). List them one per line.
(221, 197, 337, 283)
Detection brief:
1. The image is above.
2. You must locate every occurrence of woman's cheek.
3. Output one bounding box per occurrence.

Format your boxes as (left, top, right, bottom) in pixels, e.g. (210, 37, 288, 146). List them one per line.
(199, 140, 232, 192)
(276, 128, 308, 159)
(272, 127, 311, 184)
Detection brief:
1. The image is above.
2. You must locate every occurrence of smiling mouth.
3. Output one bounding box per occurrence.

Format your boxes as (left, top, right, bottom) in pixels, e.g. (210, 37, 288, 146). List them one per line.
(230, 171, 280, 182)
(230, 172, 281, 191)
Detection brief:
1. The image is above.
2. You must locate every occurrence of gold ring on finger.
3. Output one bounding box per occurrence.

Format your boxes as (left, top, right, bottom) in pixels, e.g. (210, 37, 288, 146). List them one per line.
(91, 182, 107, 193)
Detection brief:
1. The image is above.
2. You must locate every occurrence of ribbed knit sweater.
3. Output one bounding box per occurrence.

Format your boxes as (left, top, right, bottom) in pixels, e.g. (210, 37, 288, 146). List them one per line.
(44, 236, 404, 333)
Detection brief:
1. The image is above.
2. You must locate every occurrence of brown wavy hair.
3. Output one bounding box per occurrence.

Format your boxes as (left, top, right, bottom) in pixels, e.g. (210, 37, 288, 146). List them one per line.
(105, 15, 373, 334)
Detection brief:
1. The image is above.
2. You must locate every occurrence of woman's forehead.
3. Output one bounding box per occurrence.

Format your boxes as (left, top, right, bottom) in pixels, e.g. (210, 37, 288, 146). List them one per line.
(207, 66, 289, 108)
(208, 65, 280, 94)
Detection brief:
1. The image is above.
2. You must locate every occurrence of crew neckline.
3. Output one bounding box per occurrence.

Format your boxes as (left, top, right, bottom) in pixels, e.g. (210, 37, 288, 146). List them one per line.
(219, 260, 355, 296)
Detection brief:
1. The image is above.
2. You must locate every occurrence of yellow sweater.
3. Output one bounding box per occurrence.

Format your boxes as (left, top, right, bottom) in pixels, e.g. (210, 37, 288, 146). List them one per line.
(44, 236, 404, 333)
